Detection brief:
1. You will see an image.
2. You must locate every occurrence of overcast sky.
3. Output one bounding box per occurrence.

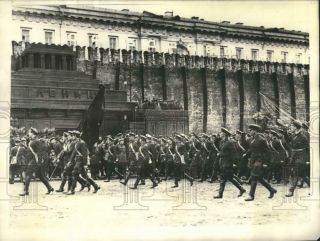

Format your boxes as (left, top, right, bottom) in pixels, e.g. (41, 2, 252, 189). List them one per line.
(13, 0, 318, 33)
(93, 1, 317, 32)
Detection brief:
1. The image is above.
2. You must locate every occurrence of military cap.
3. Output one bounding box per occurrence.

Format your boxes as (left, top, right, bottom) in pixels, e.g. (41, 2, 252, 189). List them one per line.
(116, 133, 123, 137)
(221, 127, 232, 136)
(292, 120, 302, 128)
(68, 130, 74, 134)
(201, 133, 210, 139)
(63, 132, 70, 137)
(175, 134, 183, 141)
(140, 135, 147, 142)
(168, 137, 174, 142)
(248, 124, 262, 132)
(73, 130, 81, 137)
(29, 127, 39, 135)
(236, 130, 244, 135)
(269, 129, 279, 137)
(180, 133, 189, 140)
(145, 134, 153, 139)
(20, 137, 26, 142)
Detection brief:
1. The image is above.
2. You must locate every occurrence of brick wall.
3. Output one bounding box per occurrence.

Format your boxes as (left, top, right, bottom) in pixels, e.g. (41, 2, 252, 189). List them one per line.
(78, 54, 310, 134)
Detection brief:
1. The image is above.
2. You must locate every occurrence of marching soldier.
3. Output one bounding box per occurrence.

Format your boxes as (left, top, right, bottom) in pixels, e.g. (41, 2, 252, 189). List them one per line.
(171, 134, 194, 188)
(199, 134, 215, 182)
(20, 128, 54, 196)
(56, 132, 89, 193)
(67, 131, 100, 195)
(234, 130, 250, 180)
(214, 128, 246, 199)
(120, 134, 139, 186)
(130, 135, 158, 189)
(286, 120, 309, 197)
(9, 138, 27, 184)
(266, 130, 288, 184)
(244, 124, 277, 201)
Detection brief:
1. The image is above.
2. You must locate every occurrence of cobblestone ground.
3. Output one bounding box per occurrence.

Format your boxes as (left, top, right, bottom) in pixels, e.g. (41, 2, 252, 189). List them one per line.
(2, 179, 319, 241)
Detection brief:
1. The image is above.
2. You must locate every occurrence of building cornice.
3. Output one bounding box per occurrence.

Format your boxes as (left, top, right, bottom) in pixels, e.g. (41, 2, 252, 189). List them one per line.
(12, 5, 309, 46)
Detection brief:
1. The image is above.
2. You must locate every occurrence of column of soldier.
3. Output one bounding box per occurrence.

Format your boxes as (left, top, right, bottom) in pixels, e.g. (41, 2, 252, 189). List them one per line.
(9, 119, 309, 201)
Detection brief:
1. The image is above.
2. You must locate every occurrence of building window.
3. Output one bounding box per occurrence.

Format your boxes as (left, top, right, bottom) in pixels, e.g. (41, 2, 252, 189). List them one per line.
(296, 53, 302, 63)
(236, 48, 243, 59)
(89, 34, 98, 47)
(44, 30, 54, 44)
(67, 32, 76, 46)
(251, 49, 259, 61)
(109, 36, 118, 49)
(128, 38, 137, 51)
(266, 50, 273, 62)
(220, 46, 226, 57)
(169, 42, 177, 53)
(148, 40, 156, 52)
(281, 51, 288, 63)
(21, 29, 30, 42)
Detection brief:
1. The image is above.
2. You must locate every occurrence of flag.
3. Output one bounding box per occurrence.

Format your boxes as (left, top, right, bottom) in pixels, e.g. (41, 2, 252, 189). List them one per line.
(79, 84, 105, 151)
(259, 92, 295, 125)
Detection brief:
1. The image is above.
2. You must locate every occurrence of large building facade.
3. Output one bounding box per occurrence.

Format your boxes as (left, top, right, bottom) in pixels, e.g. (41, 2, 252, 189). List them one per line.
(12, 5, 309, 64)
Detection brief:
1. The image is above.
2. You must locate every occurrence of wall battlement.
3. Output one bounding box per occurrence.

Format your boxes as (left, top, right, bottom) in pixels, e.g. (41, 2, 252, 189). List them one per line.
(11, 41, 310, 134)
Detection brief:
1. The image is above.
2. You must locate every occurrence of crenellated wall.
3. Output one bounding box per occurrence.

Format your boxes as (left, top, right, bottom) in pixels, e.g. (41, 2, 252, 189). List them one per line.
(77, 47, 311, 133)
(12, 42, 310, 134)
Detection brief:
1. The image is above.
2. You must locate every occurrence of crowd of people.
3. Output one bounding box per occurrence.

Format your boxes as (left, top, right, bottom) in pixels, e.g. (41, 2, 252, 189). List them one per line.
(9, 118, 310, 201)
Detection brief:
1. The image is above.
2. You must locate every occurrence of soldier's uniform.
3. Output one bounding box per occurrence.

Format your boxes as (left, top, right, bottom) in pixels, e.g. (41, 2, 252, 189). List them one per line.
(130, 136, 157, 189)
(104, 140, 117, 182)
(90, 141, 104, 180)
(266, 130, 287, 184)
(115, 140, 127, 178)
(56, 133, 87, 192)
(200, 134, 216, 182)
(214, 128, 246, 199)
(286, 121, 309, 197)
(234, 130, 250, 180)
(69, 133, 100, 194)
(9, 139, 26, 184)
(120, 136, 139, 185)
(172, 135, 193, 188)
(245, 124, 277, 201)
(21, 128, 54, 196)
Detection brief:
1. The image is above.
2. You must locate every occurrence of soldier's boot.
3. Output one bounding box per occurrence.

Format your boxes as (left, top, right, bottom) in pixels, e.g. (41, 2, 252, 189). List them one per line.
(171, 179, 179, 188)
(56, 177, 67, 192)
(45, 187, 54, 195)
(120, 176, 129, 186)
(259, 177, 277, 198)
(214, 180, 225, 199)
(268, 189, 277, 199)
(19, 184, 29, 196)
(130, 178, 140, 189)
(150, 179, 158, 189)
(139, 179, 145, 185)
(285, 187, 295, 197)
(63, 177, 72, 193)
(93, 186, 100, 193)
(245, 178, 257, 201)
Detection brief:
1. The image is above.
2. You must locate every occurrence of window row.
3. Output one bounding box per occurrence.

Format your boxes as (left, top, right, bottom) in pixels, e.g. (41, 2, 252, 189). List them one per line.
(20, 28, 303, 63)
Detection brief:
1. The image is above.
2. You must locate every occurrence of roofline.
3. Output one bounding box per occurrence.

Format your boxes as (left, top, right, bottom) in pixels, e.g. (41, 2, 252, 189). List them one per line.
(12, 5, 309, 45)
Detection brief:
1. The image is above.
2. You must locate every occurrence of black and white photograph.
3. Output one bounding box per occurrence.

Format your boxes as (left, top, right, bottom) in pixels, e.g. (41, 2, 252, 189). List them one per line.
(0, 1, 319, 241)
